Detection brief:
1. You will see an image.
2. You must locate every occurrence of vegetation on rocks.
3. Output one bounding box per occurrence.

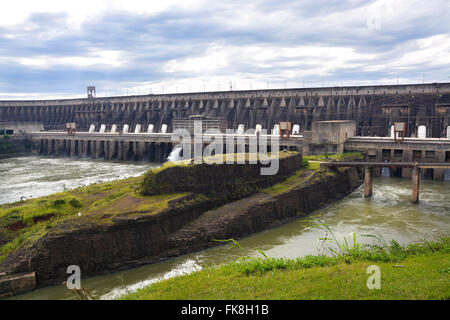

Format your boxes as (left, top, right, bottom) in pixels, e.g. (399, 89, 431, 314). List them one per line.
(304, 152, 363, 162)
(139, 152, 302, 199)
(0, 176, 190, 263)
(0, 135, 16, 155)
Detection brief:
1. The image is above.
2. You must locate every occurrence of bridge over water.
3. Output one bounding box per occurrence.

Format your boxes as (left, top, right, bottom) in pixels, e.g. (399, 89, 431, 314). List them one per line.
(343, 137, 450, 180)
(322, 161, 450, 203)
(27, 131, 302, 162)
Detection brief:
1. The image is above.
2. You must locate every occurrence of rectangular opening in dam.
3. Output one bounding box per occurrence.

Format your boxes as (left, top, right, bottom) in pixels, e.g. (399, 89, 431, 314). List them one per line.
(425, 150, 435, 161)
(382, 149, 391, 160)
(394, 149, 403, 159)
(413, 150, 422, 161)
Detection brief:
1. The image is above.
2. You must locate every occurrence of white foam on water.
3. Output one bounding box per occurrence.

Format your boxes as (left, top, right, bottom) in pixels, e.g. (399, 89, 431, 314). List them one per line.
(0, 156, 159, 204)
(100, 259, 202, 300)
(167, 146, 183, 162)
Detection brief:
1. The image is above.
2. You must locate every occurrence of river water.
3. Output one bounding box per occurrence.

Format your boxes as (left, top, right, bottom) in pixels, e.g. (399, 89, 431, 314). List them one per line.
(0, 156, 157, 205)
(1, 157, 449, 300)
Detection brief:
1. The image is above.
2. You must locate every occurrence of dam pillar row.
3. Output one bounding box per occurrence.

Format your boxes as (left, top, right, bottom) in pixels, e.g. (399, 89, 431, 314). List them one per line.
(81, 140, 89, 158)
(364, 167, 373, 198)
(122, 141, 130, 161)
(108, 141, 117, 160)
(54, 139, 60, 156)
(103, 141, 109, 160)
(94, 141, 101, 159)
(69, 139, 75, 157)
(411, 167, 421, 204)
(31, 139, 40, 155)
(134, 141, 144, 161)
(117, 141, 123, 161)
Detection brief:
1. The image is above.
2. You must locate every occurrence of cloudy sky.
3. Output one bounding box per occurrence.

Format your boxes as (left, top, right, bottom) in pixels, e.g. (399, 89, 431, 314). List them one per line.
(0, 0, 449, 99)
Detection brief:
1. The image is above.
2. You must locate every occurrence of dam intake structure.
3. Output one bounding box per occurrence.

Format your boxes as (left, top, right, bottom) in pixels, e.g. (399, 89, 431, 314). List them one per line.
(1, 83, 450, 138)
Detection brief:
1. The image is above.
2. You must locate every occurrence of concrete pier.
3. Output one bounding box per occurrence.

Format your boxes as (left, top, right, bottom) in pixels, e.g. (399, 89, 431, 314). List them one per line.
(412, 167, 421, 204)
(364, 167, 373, 198)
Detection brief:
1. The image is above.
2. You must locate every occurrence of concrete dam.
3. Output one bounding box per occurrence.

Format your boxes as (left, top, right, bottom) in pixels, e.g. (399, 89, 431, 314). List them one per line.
(1, 83, 450, 138)
(1, 82, 449, 180)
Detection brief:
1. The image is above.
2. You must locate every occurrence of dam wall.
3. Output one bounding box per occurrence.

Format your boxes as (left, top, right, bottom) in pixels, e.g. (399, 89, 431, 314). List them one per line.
(1, 83, 450, 138)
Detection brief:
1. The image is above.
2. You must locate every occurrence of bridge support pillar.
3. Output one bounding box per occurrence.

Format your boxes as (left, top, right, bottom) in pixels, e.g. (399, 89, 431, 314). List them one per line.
(364, 167, 373, 198)
(412, 167, 421, 204)
(31, 139, 40, 155)
(117, 141, 123, 161)
(54, 139, 60, 156)
(70, 140, 76, 157)
(134, 141, 144, 161)
(107, 141, 117, 160)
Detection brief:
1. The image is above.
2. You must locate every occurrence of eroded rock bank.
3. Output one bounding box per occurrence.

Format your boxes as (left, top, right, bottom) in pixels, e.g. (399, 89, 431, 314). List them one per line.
(0, 157, 362, 294)
(166, 167, 362, 257)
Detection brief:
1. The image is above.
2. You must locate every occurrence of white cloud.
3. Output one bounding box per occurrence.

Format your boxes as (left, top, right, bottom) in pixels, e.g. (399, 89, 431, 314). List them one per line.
(363, 34, 450, 72)
(0, 0, 205, 27)
(4, 50, 126, 68)
(165, 43, 376, 77)
(0, 0, 449, 99)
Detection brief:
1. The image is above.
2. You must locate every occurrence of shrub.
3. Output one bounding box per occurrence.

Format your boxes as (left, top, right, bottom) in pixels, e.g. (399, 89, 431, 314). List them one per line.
(69, 198, 82, 208)
(301, 158, 309, 168)
(52, 199, 66, 207)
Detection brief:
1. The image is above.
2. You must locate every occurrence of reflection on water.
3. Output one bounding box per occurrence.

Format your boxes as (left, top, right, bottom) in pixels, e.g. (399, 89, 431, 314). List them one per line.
(0, 156, 159, 205)
(3, 159, 449, 300)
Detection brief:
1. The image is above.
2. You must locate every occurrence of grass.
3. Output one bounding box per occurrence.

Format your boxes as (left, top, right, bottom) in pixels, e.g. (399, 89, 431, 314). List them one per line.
(121, 237, 450, 300)
(262, 160, 320, 196)
(304, 152, 363, 162)
(150, 152, 299, 174)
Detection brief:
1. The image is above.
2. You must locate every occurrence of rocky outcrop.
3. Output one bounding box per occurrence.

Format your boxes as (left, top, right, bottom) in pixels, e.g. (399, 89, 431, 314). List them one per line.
(140, 154, 302, 199)
(166, 167, 362, 256)
(0, 272, 35, 298)
(0, 165, 362, 293)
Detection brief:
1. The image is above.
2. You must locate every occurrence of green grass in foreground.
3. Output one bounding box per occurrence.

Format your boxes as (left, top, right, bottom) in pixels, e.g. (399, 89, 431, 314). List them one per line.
(121, 238, 450, 300)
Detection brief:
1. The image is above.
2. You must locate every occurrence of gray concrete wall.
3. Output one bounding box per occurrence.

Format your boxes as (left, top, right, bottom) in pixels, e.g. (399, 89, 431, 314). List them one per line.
(1, 83, 449, 137)
(0, 122, 44, 135)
